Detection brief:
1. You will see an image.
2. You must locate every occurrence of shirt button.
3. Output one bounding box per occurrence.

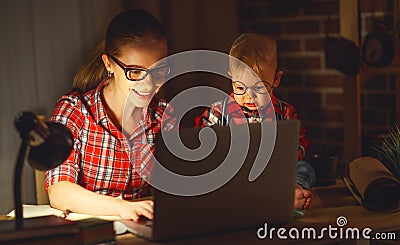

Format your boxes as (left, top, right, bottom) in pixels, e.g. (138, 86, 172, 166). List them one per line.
(125, 173, 130, 179)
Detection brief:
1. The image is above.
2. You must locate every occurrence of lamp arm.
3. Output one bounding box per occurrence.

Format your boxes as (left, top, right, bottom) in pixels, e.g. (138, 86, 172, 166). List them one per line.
(12, 111, 73, 230)
(13, 138, 30, 229)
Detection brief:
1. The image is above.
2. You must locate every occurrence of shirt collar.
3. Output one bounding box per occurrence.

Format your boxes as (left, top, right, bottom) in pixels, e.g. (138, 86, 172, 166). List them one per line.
(87, 79, 110, 126)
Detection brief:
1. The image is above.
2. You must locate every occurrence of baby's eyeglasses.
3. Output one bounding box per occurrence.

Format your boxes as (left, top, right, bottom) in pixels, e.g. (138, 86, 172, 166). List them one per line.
(232, 80, 273, 95)
(108, 54, 170, 81)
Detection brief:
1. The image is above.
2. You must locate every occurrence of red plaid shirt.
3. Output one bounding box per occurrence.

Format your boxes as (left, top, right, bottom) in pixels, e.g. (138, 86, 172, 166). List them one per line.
(195, 93, 310, 160)
(45, 80, 175, 200)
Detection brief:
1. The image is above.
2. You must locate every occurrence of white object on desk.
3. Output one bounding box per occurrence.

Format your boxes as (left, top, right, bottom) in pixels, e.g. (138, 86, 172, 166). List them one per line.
(7, 205, 149, 236)
(7, 204, 63, 218)
(7, 204, 121, 221)
(7, 204, 152, 235)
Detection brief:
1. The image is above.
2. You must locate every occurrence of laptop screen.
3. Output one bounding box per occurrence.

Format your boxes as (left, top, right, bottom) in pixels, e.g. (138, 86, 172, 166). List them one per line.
(144, 120, 300, 241)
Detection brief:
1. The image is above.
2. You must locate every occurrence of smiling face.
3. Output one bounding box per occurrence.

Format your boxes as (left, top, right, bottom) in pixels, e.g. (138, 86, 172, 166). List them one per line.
(103, 42, 168, 108)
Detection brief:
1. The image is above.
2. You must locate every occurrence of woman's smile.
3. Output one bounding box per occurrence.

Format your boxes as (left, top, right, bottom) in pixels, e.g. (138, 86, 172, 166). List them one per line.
(131, 88, 154, 100)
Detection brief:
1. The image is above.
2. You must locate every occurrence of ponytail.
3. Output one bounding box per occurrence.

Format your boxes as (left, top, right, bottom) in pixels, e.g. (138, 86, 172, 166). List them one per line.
(73, 38, 107, 92)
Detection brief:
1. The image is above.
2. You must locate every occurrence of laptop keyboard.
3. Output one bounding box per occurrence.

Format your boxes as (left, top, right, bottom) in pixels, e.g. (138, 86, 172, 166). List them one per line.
(139, 217, 153, 227)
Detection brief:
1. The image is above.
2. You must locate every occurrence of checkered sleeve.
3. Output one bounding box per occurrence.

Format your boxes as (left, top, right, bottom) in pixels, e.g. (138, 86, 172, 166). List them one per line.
(280, 101, 310, 160)
(195, 102, 223, 128)
(157, 99, 177, 131)
(45, 93, 84, 192)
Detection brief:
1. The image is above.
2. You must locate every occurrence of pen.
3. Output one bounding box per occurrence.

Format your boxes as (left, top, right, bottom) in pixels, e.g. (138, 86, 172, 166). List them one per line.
(62, 209, 71, 219)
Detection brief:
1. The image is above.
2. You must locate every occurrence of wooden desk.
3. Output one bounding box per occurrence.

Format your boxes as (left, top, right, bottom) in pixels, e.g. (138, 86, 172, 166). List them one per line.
(1, 180, 398, 244)
(117, 179, 400, 245)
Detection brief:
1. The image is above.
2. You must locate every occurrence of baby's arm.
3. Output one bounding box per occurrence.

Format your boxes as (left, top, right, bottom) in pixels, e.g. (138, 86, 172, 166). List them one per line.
(195, 104, 223, 127)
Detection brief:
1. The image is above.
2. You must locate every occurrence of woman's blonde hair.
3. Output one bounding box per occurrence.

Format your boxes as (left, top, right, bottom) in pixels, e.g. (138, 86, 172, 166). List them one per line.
(229, 33, 278, 78)
(73, 9, 167, 92)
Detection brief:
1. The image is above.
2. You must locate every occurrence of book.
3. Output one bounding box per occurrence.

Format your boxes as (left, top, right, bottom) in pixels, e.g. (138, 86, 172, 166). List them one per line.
(345, 156, 400, 211)
(77, 218, 116, 244)
(6, 204, 138, 236)
(0, 215, 81, 244)
(7, 204, 120, 221)
(5, 205, 117, 244)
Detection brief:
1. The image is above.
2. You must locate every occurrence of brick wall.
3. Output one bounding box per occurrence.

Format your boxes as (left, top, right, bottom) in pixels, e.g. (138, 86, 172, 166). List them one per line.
(239, 0, 398, 161)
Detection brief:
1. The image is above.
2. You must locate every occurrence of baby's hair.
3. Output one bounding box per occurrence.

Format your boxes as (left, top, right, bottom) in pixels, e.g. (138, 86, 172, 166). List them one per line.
(229, 33, 278, 79)
(73, 9, 167, 92)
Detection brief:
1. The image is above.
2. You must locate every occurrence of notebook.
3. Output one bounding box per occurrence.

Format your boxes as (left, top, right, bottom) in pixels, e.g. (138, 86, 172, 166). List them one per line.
(120, 120, 300, 241)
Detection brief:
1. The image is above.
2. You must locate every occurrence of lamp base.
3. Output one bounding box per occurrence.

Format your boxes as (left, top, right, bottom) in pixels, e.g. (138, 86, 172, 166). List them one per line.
(0, 215, 80, 244)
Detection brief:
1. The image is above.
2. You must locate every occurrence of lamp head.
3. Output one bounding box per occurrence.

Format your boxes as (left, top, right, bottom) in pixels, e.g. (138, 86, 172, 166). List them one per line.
(14, 111, 73, 170)
(28, 121, 73, 170)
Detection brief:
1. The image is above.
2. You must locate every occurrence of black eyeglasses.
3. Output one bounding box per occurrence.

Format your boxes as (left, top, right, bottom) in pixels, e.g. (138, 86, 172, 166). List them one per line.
(108, 54, 170, 81)
(232, 80, 273, 95)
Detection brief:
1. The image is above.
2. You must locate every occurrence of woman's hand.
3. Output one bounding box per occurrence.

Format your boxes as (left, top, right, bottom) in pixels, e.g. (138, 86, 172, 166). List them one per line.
(294, 183, 312, 210)
(118, 199, 154, 222)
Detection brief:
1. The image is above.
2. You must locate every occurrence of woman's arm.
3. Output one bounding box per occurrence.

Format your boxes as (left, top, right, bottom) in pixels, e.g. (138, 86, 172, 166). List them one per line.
(48, 181, 153, 222)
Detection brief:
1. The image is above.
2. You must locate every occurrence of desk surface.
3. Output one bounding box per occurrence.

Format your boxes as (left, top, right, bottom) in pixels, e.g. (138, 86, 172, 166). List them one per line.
(1, 180, 398, 244)
(116, 179, 400, 244)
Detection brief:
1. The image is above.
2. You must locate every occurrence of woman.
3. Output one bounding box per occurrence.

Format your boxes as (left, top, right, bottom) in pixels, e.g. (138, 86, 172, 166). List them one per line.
(45, 9, 174, 222)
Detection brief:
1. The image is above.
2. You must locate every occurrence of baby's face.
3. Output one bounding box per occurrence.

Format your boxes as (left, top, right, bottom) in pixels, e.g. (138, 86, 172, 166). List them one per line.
(230, 68, 275, 111)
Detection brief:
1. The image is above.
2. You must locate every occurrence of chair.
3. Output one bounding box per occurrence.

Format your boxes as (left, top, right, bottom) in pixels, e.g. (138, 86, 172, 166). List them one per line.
(34, 170, 49, 205)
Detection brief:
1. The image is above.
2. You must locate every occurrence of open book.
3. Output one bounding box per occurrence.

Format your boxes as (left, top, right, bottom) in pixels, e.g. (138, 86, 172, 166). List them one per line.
(344, 157, 400, 211)
(7, 204, 136, 235)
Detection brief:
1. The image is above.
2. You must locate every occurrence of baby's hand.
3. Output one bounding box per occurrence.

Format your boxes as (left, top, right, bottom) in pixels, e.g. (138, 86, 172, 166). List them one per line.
(294, 184, 313, 210)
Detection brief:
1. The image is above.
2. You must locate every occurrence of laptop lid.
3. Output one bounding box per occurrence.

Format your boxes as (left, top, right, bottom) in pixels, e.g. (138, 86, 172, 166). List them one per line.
(143, 120, 300, 241)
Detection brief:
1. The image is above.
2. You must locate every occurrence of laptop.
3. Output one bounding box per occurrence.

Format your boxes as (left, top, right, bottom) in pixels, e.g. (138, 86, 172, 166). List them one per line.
(116, 120, 300, 241)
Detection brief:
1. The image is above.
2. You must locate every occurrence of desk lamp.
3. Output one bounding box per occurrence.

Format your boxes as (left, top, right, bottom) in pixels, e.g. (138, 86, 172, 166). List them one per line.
(13, 111, 73, 229)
